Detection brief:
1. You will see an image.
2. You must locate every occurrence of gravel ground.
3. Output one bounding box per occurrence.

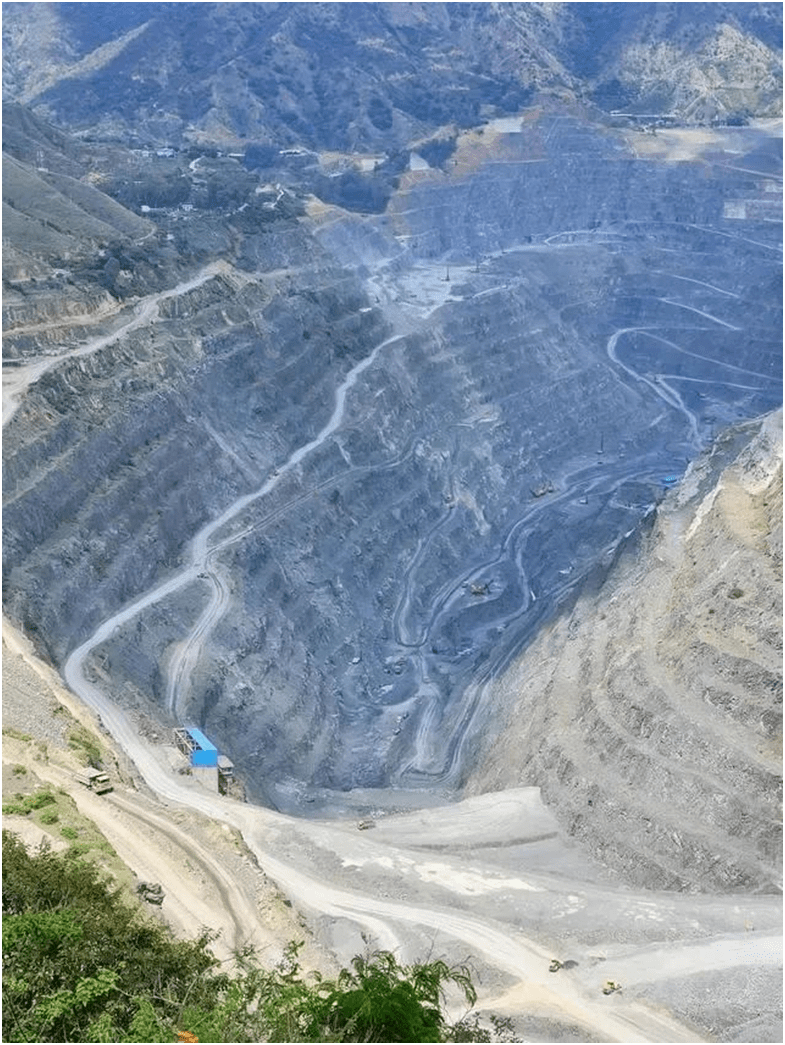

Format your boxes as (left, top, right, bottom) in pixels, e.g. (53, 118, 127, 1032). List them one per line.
(2, 639, 70, 748)
(633, 966, 783, 1043)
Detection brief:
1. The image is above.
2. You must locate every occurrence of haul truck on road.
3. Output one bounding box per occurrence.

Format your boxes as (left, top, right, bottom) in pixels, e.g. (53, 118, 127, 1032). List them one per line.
(75, 767, 113, 794)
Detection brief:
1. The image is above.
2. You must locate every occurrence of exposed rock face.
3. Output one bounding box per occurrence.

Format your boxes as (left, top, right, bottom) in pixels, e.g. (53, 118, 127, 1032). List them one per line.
(4, 235, 387, 662)
(466, 411, 782, 893)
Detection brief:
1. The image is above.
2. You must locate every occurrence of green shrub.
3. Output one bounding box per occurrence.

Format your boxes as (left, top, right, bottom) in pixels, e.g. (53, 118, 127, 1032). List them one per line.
(3, 790, 56, 817)
(11, 764, 27, 776)
(68, 726, 102, 766)
(61, 827, 79, 841)
(39, 808, 59, 826)
(28, 790, 56, 810)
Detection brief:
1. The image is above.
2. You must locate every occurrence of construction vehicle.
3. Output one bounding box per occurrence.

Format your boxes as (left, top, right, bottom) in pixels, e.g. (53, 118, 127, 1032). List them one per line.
(531, 480, 555, 498)
(75, 767, 113, 794)
(549, 959, 579, 973)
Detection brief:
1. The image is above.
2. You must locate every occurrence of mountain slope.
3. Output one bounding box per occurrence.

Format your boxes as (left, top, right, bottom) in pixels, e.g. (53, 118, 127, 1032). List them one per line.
(566, 3, 782, 121)
(466, 410, 783, 893)
(2, 2, 781, 152)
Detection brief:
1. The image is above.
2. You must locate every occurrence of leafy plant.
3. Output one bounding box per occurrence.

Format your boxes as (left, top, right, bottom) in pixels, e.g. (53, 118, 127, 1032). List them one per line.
(318, 950, 475, 1042)
(2, 830, 499, 1042)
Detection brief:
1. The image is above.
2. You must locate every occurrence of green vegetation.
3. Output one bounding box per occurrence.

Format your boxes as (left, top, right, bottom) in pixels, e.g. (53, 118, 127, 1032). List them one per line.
(2, 727, 32, 742)
(2, 830, 502, 1042)
(3, 788, 57, 816)
(68, 725, 102, 765)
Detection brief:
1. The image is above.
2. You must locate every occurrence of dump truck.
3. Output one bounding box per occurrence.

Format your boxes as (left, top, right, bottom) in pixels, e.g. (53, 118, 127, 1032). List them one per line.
(75, 767, 113, 794)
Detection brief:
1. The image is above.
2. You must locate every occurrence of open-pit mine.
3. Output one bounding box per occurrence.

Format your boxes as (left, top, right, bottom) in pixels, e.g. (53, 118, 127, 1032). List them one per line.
(2, 4, 782, 1042)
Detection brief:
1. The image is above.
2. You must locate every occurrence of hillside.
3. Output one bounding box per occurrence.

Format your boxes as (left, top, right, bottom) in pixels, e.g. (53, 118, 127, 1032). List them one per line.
(466, 410, 782, 894)
(2, 3, 781, 152)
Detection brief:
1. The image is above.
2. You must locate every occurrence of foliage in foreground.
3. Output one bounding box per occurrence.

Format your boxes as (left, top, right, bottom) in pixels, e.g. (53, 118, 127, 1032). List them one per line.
(2, 830, 506, 1042)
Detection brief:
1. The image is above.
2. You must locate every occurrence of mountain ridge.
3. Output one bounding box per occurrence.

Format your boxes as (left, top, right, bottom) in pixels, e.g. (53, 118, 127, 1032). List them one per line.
(2, 3, 781, 152)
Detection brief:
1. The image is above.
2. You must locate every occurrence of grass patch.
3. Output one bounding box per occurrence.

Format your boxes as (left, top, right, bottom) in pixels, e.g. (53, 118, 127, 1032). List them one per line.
(39, 807, 59, 826)
(2, 788, 57, 816)
(65, 841, 105, 859)
(68, 725, 102, 765)
(60, 826, 79, 840)
(2, 727, 32, 742)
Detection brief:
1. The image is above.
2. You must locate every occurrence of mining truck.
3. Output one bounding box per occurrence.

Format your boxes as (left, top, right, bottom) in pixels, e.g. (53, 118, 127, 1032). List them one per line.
(75, 767, 113, 794)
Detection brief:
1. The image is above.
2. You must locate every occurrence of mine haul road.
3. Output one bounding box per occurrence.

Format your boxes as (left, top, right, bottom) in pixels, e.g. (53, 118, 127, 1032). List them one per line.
(64, 632, 784, 1045)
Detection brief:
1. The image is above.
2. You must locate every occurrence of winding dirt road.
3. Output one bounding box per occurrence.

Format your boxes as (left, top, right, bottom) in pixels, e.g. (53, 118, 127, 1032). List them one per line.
(2, 261, 230, 426)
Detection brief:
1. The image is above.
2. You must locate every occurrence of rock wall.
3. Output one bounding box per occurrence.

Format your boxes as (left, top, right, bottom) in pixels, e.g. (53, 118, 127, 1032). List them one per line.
(465, 411, 782, 893)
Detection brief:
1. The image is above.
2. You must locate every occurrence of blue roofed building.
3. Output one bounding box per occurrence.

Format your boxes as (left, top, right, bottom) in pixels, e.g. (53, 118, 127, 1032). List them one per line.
(174, 727, 218, 766)
(186, 727, 218, 766)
